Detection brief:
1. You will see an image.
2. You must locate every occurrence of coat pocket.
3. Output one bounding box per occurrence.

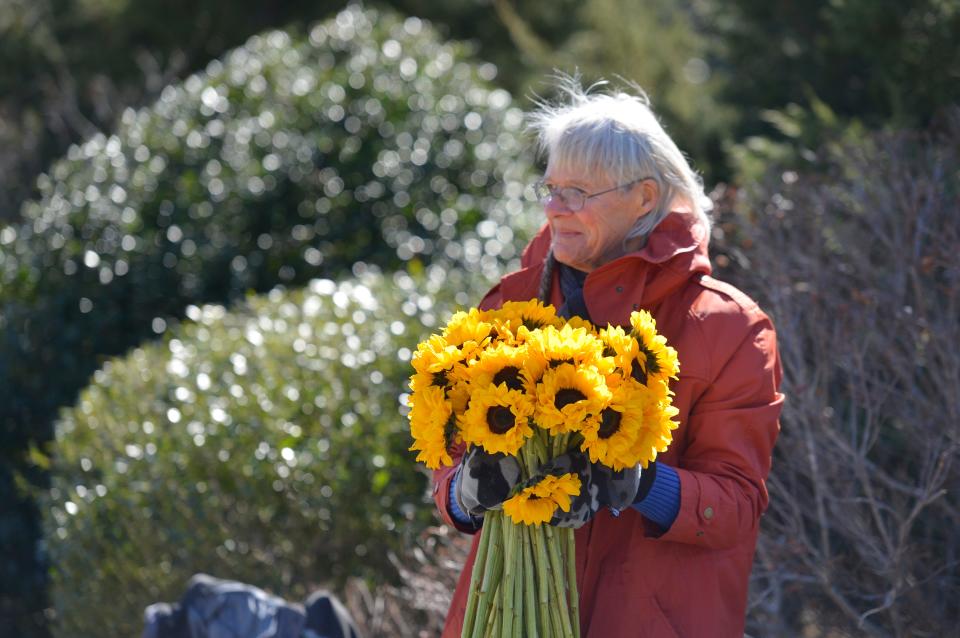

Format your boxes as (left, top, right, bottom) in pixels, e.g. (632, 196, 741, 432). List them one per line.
(586, 589, 681, 637)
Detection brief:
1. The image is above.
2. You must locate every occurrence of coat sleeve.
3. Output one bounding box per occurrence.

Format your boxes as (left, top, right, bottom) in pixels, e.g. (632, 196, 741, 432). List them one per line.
(430, 282, 505, 534)
(655, 308, 783, 550)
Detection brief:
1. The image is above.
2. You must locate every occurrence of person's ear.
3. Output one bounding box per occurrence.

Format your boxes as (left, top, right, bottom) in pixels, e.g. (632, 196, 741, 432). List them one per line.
(636, 179, 659, 217)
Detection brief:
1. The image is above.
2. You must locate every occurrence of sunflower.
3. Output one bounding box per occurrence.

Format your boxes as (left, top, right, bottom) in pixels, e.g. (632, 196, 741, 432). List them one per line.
(527, 324, 610, 374)
(446, 381, 471, 413)
(646, 376, 673, 402)
(580, 381, 647, 470)
(484, 299, 563, 341)
(630, 379, 679, 467)
(503, 473, 582, 526)
(467, 342, 545, 395)
(534, 363, 611, 435)
(459, 383, 535, 455)
(442, 309, 494, 362)
(598, 325, 639, 380)
(410, 334, 467, 394)
(407, 385, 456, 469)
(564, 315, 595, 332)
(629, 310, 680, 384)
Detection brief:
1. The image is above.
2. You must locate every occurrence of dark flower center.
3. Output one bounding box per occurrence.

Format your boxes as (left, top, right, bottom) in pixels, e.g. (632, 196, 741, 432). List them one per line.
(522, 318, 545, 331)
(555, 388, 586, 410)
(642, 346, 662, 375)
(548, 357, 575, 369)
(444, 415, 458, 445)
(493, 366, 524, 391)
(487, 406, 516, 434)
(598, 408, 622, 439)
(432, 369, 450, 387)
(630, 361, 647, 385)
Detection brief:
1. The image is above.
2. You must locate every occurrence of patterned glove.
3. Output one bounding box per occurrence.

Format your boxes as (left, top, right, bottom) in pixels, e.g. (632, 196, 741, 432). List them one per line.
(531, 452, 641, 529)
(454, 446, 522, 518)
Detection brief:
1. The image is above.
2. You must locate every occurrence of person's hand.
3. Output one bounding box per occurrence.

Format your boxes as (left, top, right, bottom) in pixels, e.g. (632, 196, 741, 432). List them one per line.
(530, 451, 641, 528)
(454, 446, 522, 518)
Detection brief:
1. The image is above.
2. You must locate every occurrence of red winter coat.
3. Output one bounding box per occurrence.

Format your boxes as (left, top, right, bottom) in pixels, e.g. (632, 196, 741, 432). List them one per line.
(433, 212, 784, 637)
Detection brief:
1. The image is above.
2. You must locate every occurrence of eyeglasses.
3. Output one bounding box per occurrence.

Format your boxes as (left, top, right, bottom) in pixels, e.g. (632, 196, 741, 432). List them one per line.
(533, 178, 648, 212)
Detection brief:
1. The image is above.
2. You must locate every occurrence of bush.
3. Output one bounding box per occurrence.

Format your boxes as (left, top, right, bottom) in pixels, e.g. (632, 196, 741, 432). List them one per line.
(706, 0, 960, 131)
(705, 0, 960, 185)
(0, 0, 345, 225)
(716, 113, 960, 636)
(1, 2, 533, 442)
(0, 5, 535, 626)
(42, 266, 486, 637)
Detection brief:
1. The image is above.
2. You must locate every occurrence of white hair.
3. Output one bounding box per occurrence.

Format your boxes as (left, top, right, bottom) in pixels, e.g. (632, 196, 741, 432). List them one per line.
(527, 74, 712, 240)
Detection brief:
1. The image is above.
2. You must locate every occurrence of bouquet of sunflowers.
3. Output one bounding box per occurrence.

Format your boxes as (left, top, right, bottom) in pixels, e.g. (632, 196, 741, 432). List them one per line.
(408, 299, 679, 638)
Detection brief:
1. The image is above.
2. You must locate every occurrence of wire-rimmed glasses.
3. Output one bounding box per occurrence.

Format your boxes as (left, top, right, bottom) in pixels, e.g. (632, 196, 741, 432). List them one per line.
(533, 178, 648, 212)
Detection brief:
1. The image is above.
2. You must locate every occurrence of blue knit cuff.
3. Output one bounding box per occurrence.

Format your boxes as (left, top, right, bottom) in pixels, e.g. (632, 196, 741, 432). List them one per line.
(632, 462, 681, 529)
(448, 470, 478, 526)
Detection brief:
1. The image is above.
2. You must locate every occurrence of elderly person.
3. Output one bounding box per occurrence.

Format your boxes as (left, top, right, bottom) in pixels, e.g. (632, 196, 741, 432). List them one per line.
(432, 77, 784, 637)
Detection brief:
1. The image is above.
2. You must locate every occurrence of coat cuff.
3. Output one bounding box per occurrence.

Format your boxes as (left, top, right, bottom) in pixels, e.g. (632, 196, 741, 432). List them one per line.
(650, 468, 715, 544)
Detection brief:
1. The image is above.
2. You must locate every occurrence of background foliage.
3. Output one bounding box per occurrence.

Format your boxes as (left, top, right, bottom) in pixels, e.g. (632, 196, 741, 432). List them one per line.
(0, 0, 579, 225)
(5, 0, 958, 223)
(704, 0, 960, 181)
(0, 0, 333, 225)
(2, 2, 531, 443)
(1, 5, 534, 634)
(713, 115, 960, 635)
(44, 269, 482, 637)
(1, 0, 958, 636)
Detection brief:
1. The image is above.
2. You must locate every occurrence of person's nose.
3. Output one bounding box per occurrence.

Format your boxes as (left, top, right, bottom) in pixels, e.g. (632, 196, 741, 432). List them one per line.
(544, 195, 573, 219)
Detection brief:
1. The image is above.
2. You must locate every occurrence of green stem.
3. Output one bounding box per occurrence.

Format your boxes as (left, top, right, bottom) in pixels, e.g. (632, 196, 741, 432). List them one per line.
(501, 514, 516, 637)
(461, 515, 492, 638)
(531, 525, 552, 636)
(518, 443, 536, 480)
(549, 591, 565, 638)
(545, 524, 575, 638)
(487, 589, 501, 637)
(513, 522, 525, 637)
(537, 428, 551, 464)
(470, 511, 504, 638)
(495, 587, 505, 637)
(522, 525, 539, 638)
(564, 527, 581, 638)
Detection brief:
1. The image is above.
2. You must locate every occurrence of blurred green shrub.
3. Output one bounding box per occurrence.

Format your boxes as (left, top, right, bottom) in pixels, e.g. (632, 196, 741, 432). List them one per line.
(43, 267, 482, 638)
(0, 4, 535, 630)
(0, 0, 344, 224)
(0, 0, 571, 226)
(706, 0, 960, 184)
(2, 2, 534, 444)
(707, 0, 960, 130)
(723, 94, 867, 184)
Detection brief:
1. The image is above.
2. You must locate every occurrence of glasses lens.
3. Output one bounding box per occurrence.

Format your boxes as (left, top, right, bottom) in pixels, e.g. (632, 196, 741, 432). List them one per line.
(534, 181, 551, 201)
(533, 182, 589, 211)
(561, 188, 584, 211)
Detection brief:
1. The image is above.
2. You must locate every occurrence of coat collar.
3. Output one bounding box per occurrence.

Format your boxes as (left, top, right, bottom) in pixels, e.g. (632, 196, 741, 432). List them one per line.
(496, 212, 712, 324)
